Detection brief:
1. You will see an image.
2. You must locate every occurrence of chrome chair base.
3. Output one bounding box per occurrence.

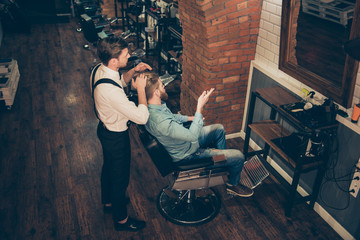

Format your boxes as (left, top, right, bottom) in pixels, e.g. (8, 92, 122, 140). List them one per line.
(157, 187, 221, 226)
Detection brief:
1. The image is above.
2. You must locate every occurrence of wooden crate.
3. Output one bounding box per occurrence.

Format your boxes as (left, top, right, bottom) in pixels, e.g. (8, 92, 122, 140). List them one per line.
(302, 0, 354, 26)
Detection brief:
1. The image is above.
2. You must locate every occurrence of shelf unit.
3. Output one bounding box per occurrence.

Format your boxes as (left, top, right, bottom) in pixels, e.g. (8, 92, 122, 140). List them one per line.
(302, 0, 355, 26)
(0, 59, 20, 110)
(144, 8, 162, 73)
(125, 0, 146, 48)
(144, 1, 182, 75)
(243, 86, 338, 217)
(120, 0, 182, 75)
(166, 23, 182, 74)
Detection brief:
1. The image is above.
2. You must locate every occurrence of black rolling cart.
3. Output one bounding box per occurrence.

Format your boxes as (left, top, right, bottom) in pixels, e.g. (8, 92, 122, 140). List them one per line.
(243, 86, 338, 217)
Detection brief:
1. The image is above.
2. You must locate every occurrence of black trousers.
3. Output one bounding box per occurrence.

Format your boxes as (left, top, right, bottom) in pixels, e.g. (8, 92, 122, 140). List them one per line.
(97, 122, 131, 222)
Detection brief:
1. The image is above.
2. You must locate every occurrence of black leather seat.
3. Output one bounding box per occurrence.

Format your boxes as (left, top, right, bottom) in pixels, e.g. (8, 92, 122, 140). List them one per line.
(138, 125, 229, 226)
(74, 0, 101, 17)
(80, 14, 113, 44)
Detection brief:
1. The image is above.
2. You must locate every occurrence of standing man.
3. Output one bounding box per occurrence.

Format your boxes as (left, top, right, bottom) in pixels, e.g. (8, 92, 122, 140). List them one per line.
(90, 36, 151, 232)
(144, 73, 253, 197)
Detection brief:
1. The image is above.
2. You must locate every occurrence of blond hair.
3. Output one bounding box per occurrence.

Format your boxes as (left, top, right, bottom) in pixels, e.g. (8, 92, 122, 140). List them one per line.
(142, 72, 160, 100)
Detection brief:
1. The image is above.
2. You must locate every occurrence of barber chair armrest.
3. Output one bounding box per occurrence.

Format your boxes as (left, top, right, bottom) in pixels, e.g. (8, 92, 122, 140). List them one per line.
(97, 31, 114, 40)
(95, 21, 109, 30)
(174, 157, 213, 171)
(172, 45, 183, 51)
(174, 154, 226, 171)
(90, 14, 103, 19)
(212, 155, 226, 165)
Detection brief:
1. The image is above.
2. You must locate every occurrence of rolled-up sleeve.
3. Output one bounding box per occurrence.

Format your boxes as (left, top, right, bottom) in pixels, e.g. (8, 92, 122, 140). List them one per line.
(159, 112, 203, 142)
(173, 114, 188, 123)
(131, 104, 149, 124)
(107, 90, 149, 124)
(95, 85, 149, 127)
(146, 104, 203, 161)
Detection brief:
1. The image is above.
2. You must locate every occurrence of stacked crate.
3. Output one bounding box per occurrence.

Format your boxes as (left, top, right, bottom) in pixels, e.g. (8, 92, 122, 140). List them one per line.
(302, 0, 354, 26)
(0, 59, 20, 110)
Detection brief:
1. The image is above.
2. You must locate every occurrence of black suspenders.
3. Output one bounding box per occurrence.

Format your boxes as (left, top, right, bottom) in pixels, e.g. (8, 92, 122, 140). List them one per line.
(91, 64, 123, 120)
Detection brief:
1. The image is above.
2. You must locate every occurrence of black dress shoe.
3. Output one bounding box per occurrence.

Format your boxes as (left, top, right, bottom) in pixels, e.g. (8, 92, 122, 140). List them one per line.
(114, 217, 146, 232)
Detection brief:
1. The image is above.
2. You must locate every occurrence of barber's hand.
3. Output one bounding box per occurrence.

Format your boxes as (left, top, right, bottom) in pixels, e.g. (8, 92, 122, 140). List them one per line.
(132, 73, 147, 90)
(134, 62, 152, 72)
(196, 88, 215, 114)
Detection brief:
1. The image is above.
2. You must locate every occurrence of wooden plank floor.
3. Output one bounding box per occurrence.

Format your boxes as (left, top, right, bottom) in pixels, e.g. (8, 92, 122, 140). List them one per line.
(0, 19, 342, 240)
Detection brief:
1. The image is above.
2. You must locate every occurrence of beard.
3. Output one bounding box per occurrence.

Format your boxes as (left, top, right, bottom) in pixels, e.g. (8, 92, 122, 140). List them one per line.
(160, 90, 168, 101)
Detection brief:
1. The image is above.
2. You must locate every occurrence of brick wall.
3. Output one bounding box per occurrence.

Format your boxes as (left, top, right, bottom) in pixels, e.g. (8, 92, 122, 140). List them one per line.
(100, 0, 118, 18)
(178, 0, 262, 134)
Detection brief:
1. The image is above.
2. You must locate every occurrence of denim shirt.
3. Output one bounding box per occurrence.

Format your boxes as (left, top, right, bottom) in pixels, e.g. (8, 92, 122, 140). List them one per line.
(145, 103, 204, 162)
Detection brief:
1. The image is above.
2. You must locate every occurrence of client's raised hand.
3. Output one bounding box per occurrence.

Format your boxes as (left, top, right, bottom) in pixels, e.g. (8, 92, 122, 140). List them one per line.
(196, 88, 215, 114)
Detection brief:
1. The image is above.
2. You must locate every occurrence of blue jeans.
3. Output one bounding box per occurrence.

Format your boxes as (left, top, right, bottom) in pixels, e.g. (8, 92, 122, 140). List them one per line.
(184, 124, 245, 186)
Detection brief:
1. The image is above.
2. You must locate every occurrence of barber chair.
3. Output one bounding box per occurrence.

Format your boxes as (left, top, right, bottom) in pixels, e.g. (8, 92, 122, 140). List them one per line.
(74, 0, 101, 17)
(138, 126, 229, 226)
(80, 14, 113, 46)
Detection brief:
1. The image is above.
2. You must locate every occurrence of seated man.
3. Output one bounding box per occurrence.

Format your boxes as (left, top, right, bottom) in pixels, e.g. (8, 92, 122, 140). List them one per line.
(144, 72, 253, 197)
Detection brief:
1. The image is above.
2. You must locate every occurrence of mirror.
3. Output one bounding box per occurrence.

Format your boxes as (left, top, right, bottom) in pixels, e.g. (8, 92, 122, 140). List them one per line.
(279, 0, 360, 108)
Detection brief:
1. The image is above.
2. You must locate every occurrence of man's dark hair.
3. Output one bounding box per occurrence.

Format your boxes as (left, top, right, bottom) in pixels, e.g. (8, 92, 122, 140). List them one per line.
(97, 36, 128, 65)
